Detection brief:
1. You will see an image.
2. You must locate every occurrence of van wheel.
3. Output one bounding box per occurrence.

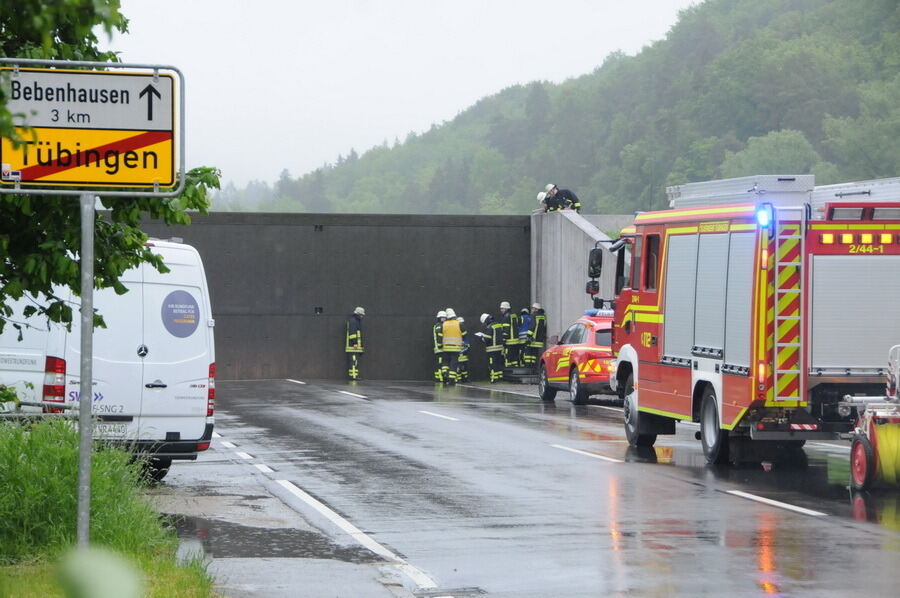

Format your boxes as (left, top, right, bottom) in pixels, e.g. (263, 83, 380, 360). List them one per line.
(700, 386, 729, 464)
(570, 368, 588, 405)
(623, 374, 656, 447)
(538, 364, 557, 401)
(147, 458, 172, 483)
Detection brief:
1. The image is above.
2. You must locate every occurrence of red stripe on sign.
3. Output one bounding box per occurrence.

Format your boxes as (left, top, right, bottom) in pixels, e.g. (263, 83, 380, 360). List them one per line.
(18, 131, 172, 180)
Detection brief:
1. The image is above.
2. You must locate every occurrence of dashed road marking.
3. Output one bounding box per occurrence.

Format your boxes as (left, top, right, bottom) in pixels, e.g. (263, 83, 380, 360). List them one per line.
(810, 442, 850, 451)
(212, 431, 222, 438)
(254, 463, 274, 473)
(276, 479, 438, 590)
(551, 443, 623, 463)
(419, 410, 460, 422)
(339, 390, 368, 399)
(221, 441, 236, 449)
(235, 451, 253, 460)
(726, 490, 827, 517)
(286, 379, 306, 385)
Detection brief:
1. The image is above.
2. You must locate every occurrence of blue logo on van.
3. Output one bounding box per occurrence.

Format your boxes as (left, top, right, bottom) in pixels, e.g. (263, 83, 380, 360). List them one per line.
(162, 290, 200, 338)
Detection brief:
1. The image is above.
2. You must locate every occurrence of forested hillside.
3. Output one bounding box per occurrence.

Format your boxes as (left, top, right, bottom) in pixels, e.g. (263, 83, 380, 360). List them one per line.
(216, 0, 900, 214)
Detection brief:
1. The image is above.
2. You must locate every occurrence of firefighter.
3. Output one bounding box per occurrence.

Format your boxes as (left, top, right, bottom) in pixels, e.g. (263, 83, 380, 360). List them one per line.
(345, 306, 365, 380)
(457, 316, 470, 383)
(477, 313, 505, 383)
(442, 308, 464, 384)
(432, 310, 447, 382)
(545, 183, 581, 212)
(537, 191, 551, 213)
(500, 301, 522, 367)
(524, 302, 547, 369)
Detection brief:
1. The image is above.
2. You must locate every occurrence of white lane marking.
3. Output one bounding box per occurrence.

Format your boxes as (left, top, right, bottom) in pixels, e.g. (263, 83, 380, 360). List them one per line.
(419, 410, 460, 422)
(286, 378, 306, 385)
(221, 441, 236, 449)
(456, 384, 535, 398)
(596, 405, 622, 413)
(212, 431, 222, 438)
(551, 444, 623, 463)
(339, 390, 368, 399)
(276, 479, 437, 590)
(254, 463, 274, 473)
(235, 451, 254, 460)
(680, 421, 700, 428)
(810, 442, 850, 451)
(726, 490, 827, 517)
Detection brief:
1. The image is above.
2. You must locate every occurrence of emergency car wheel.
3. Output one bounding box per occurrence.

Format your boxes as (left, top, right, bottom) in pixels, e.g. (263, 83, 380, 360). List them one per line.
(623, 374, 656, 447)
(569, 368, 588, 405)
(538, 364, 557, 401)
(700, 387, 729, 465)
(850, 434, 875, 491)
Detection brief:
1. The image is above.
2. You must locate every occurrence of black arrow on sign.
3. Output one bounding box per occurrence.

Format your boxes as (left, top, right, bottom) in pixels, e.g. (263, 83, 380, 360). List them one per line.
(139, 84, 162, 121)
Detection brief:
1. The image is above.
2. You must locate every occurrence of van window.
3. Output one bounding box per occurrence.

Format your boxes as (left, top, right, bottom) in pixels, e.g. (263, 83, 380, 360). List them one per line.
(644, 234, 660, 291)
(629, 236, 642, 289)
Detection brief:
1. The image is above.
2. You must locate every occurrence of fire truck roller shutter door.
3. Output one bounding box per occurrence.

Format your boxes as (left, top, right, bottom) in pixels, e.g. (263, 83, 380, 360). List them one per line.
(724, 232, 756, 368)
(663, 234, 698, 360)
(811, 255, 900, 371)
(694, 233, 729, 354)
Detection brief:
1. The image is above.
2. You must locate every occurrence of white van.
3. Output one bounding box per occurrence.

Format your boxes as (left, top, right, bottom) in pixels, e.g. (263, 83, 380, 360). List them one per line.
(0, 239, 215, 480)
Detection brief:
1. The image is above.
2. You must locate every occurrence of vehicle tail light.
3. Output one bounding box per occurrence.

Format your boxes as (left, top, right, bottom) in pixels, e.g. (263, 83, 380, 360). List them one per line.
(207, 363, 216, 417)
(196, 441, 210, 451)
(42, 356, 66, 413)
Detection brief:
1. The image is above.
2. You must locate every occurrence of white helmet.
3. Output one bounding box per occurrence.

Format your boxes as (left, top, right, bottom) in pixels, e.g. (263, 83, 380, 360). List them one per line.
(457, 316, 465, 323)
(532, 302, 542, 310)
(437, 310, 447, 318)
(445, 308, 456, 318)
(480, 313, 490, 324)
(353, 306, 365, 316)
(500, 301, 511, 309)
(545, 183, 556, 193)
(537, 191, 547, 204)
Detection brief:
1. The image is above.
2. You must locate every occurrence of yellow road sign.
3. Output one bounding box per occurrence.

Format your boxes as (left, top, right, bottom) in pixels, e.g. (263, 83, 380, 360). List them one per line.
(1, 67, 176, 188)
(2, 127, 174, 187)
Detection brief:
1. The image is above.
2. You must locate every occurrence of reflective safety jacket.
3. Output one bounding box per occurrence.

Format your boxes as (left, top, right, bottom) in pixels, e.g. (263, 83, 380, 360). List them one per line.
(442, 319, 463, 352)
(433, 320, 444, 354)
(345, 314, 364, 353)
(503, 311, 523, 345)
(556, 188, 581, 212)
(529, 310, 547, 346)
(479, 318, 505, 352)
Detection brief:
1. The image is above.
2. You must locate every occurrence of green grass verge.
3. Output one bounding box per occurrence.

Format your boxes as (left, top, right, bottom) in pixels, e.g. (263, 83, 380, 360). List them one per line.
(0, 420, 215, 596)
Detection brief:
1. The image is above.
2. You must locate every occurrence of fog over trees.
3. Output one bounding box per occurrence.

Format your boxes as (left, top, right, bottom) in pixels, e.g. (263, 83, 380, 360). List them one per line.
(215, 0, 900, 214)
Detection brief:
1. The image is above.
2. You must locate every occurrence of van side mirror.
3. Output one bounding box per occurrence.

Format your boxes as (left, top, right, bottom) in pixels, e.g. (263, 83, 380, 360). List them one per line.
(588, 247, 604, 278)
(549, 335, 560, 346)
(586, 280, 600, 295)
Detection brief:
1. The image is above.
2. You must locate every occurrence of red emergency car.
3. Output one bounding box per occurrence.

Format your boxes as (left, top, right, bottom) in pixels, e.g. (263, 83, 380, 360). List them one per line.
(538, 310, 616, 404)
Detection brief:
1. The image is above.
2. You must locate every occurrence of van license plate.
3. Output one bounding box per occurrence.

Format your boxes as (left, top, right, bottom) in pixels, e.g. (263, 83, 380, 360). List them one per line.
(93, 423, 128, 438)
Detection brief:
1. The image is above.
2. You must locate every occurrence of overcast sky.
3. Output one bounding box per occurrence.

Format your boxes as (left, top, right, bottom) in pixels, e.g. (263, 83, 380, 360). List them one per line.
(103, 0, 698, 188)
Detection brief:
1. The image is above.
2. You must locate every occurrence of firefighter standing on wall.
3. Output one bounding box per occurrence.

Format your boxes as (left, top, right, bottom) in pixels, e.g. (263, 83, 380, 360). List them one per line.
(524, 302, 547, 369)
(432, 310, 447, 382)
(477, 313, 505, 383)
(345, 306, 365, 381)
(545, 184, 581, 212)
(441, 308, 464, 384)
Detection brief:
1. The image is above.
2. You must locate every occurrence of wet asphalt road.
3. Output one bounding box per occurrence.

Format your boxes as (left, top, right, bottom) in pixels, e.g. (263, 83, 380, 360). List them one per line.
(184, 379, 900, 597)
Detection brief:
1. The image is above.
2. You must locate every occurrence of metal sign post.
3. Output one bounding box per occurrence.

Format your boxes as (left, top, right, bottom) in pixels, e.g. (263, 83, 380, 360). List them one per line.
(76, 193, 94, 549)
(0, 58, 186, 549)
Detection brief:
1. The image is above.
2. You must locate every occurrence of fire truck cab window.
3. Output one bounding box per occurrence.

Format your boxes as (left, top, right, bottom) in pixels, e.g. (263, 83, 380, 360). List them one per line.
(644, 234, 660, 291)
(629, 236, 642, 290)
(595, 329, 612, 346)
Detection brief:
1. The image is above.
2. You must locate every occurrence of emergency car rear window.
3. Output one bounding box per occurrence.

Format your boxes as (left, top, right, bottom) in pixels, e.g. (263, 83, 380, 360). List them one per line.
(595, 330, 612, 346)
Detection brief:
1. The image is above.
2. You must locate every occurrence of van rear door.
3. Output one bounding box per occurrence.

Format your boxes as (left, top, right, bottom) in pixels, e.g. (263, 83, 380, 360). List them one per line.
(68, 271, 145, 439)
(139, 244, 210, 441)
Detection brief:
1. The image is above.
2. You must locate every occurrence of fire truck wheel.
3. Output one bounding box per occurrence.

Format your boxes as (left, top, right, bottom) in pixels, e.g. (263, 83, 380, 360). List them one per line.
(570, 369, 589, 405)
(538, 364, 557, 401)
(700, 387, 730, 464)
(850, 434, 875, 491)
(623, 374, 656, 447)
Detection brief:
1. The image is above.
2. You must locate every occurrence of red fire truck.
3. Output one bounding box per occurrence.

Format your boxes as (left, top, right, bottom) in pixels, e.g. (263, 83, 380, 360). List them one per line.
(589, 175, 900, 467)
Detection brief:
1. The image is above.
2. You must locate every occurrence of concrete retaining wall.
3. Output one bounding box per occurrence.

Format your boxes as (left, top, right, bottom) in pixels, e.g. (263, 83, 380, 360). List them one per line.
(143, 213, 531, 381)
